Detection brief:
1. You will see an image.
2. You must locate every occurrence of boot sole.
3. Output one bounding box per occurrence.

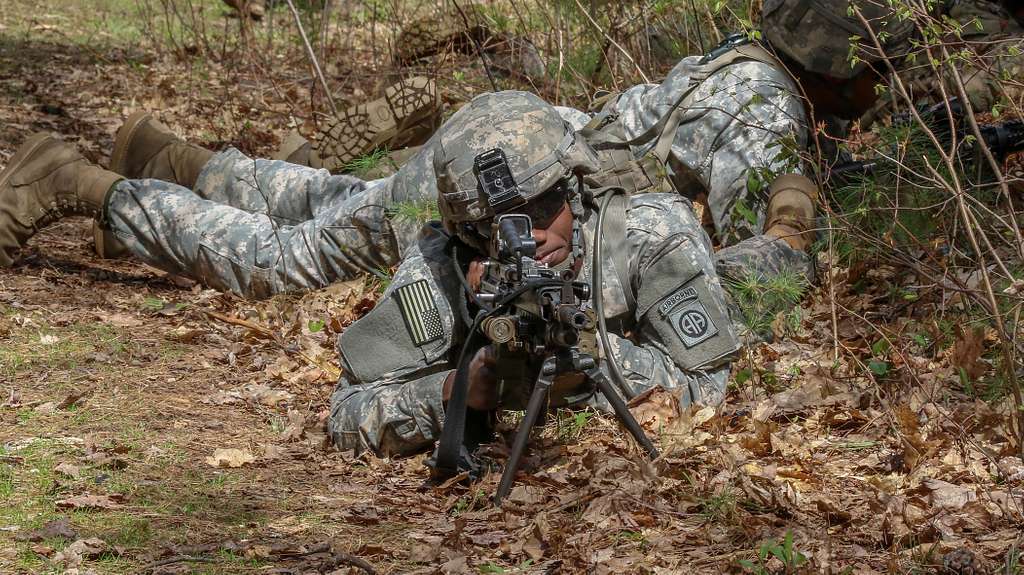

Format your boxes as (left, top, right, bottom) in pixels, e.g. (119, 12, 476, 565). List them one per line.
(311, 76, 439, 173)
(110, 110, 154, 179)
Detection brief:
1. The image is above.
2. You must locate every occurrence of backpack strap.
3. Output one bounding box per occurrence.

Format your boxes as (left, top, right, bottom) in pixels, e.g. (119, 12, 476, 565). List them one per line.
(589, 187, 636, 313)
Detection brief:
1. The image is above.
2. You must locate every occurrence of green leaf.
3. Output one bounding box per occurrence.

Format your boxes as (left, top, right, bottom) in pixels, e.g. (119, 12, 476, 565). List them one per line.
(870, 338, 891, 356)
(734, 198, 759, 226)
(308, 319, 325, 333)
(141, 297, 165, 311)
(868, 360, 890, 376)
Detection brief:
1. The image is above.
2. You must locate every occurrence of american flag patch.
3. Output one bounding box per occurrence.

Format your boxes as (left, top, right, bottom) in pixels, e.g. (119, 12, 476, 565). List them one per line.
(396, 280, 444, 346)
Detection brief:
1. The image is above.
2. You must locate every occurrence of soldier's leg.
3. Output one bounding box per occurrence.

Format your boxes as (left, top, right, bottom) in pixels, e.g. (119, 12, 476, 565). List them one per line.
(714, 234, 813, 286)
(714, 174, 819, 339)
(192, 147, 374, 224)
(715, 173, 818, 284)
(105, 178, 401, 299)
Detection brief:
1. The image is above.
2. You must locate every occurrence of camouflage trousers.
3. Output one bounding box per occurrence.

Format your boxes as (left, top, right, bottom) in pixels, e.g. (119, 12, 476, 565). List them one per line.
(106, 148, 428, 298)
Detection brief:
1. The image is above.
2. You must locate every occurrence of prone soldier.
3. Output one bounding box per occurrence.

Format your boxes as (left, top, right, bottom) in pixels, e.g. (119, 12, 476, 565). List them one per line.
(326, 91, 744, 456)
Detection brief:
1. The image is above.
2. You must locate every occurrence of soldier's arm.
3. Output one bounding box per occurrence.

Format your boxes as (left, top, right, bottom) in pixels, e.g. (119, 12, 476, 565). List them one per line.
(329, 369, 452, 457)
(601, 195, 740, 406)
(327, 231, 460, 457)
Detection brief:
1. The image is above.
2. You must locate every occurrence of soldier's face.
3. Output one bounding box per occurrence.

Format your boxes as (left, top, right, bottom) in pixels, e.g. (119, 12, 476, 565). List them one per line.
(532, 201, 574, 266)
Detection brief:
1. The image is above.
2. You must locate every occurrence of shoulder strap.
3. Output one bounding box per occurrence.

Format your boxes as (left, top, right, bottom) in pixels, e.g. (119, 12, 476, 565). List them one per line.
(648, 42, 782, 163)
(595, 189, 636, 312)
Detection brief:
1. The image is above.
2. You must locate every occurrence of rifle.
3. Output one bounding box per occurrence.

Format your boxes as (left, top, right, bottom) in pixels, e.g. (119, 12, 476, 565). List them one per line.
(829, 99, 1024, 182)
(429, 212, 659, 504)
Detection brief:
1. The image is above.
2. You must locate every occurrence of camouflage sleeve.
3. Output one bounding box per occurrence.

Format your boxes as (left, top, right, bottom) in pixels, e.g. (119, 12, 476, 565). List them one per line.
(326, 226, 461, 457)
(595, 194, 738, 407)
(328, 369, 451, 457)
(601, 332, 730, 407)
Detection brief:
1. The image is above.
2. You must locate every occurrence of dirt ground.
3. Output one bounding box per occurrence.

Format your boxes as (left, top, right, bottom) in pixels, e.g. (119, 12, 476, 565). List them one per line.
(1, 1, 1022, 574)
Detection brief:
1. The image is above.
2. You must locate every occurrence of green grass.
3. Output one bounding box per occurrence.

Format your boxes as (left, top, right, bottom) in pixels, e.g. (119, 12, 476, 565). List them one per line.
(0, 320, 125, 379)
(343, 147, 393, 177)
(390, 199, 441, 225)
(725, 268, 808, 338)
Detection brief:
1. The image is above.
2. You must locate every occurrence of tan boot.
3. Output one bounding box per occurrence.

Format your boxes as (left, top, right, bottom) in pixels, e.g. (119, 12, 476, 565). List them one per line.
(99, 112, 214, 259)
(222, 0, 265, 20)
(110, 111, 214, 188)
(0, 134, 122, 267)
(763, 173, 819, 252)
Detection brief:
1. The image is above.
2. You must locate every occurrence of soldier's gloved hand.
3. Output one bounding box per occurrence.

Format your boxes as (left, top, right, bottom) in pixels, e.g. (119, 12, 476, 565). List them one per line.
(443, 345, 499, 411)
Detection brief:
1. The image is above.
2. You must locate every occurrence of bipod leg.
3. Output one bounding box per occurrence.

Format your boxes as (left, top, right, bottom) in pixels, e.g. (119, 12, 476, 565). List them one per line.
(494, 355, 557, 504)
(584, 362, 660, 459)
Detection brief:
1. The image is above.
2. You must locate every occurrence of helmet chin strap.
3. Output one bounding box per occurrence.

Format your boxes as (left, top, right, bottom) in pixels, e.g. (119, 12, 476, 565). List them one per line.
(549, 219, 584, 274)
(545, 174, 585, 274)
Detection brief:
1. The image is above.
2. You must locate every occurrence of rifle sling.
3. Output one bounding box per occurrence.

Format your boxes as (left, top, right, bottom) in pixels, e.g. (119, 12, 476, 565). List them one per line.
(434, 323, 483, 476)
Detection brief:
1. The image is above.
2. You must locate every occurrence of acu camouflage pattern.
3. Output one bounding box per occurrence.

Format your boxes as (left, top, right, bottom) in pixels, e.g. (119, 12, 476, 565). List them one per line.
(945, 0, 1024, 110)
(106, 138, 442, 298)
(434, 91, 596, 226)
(328, 193, 738, 457)
(108, 76, 815, 300)
(610, 52, 813, 275)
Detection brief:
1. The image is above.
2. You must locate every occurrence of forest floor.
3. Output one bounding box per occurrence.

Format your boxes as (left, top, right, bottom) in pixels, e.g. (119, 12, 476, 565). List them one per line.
(0, 1, 1022, 574)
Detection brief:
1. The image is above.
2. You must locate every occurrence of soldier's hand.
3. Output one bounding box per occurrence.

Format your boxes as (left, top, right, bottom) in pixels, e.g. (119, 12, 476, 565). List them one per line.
(443, 345, 499, 411)
(466, 258, 487, 291)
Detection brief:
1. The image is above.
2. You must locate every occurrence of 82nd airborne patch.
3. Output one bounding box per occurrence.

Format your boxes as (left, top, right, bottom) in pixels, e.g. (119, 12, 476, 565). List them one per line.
(396, 280, 444, 347)
(659, 285, 718, 348)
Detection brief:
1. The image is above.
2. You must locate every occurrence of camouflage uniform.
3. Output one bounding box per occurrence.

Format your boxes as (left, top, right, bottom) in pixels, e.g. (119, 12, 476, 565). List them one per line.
(608, 50, 813, 281)
(106, 145, 439, 298)
(948, 0, 1024, 111)
(327, 194, 738, 456)
(863, 0, 1024, 120)
(106, 49, 813, 299)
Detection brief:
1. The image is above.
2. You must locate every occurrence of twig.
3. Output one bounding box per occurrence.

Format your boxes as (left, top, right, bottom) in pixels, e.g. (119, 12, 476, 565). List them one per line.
(292, 542, 377, 574)
(573, 0, 650, 84)
(452, 1, 499, 92)
(856, 1, 1024, 457)
(283, 0, 337, 115)
(203, 309, 341, 379)
(137, 555, 217, 573)
(321, 551, 378, 574)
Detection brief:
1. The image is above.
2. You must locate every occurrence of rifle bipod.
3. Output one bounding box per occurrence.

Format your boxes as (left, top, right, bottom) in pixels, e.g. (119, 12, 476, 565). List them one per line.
(493, 352, 660, 504)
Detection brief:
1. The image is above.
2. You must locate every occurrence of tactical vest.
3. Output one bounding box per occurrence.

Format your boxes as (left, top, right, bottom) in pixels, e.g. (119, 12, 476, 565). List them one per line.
(578, 36, 784, 200)
(575, 36, 784, 311)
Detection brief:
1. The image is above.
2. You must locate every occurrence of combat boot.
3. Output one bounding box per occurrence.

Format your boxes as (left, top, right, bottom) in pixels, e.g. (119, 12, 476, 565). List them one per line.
(275, 76, 440, 174)
(94, 111, 215, 259)
(395, 6, 545, 83)
(110, 111, 214, 187)
(222, 0, 265, 20)
(0, 134, 122, 267)
(763, 174, 819, 252)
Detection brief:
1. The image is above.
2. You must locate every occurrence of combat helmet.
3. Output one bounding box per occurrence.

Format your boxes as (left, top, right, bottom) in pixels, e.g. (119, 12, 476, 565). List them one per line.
(762, 0, 915, 79)
(434, 91, 599, 249)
